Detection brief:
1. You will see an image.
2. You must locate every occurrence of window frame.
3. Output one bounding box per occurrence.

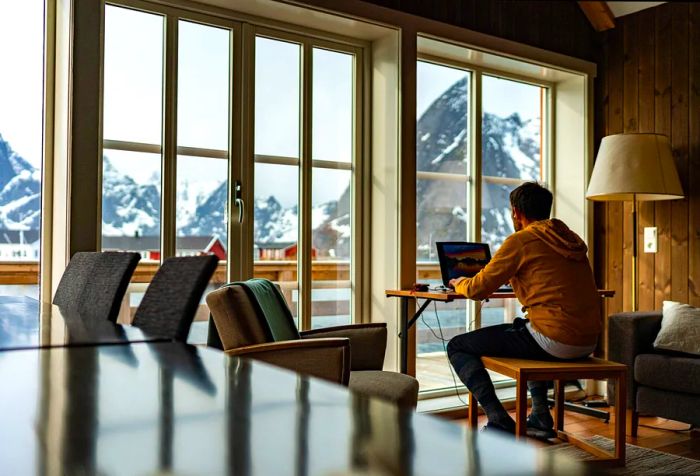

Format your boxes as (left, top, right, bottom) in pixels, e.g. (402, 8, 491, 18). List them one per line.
(99, 1, 367, 329)
(250, 26, 364, 331)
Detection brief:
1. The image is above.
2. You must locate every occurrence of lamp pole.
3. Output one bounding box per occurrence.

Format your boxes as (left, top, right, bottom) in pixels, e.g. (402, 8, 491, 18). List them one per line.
(631, 193, 637, 312)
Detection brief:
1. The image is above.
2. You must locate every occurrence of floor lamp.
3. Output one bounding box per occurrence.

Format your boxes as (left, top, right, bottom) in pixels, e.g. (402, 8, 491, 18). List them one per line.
(586, 133, 684, 311)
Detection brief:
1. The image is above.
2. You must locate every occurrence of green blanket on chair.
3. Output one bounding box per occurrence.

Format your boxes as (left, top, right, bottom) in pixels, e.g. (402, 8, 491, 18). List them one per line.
(238, 278, 300, 342)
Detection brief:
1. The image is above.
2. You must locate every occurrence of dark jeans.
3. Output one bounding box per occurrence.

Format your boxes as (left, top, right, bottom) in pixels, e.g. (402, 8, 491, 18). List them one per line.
(447, 319, 560, 411)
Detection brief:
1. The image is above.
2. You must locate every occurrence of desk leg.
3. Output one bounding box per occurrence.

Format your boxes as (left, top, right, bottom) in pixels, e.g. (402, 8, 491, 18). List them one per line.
(400, 298, 408, 374)
(554, 380, 565, 432)
(468, 391, 478, 429)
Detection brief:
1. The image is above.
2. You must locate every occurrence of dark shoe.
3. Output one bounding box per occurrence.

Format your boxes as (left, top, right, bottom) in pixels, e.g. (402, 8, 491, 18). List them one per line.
(526, 412, 557, 440)
(480, 421, 515, 437)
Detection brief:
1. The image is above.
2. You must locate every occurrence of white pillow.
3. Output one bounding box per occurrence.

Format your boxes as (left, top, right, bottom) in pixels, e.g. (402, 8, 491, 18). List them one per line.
(653, 301, 700, 355)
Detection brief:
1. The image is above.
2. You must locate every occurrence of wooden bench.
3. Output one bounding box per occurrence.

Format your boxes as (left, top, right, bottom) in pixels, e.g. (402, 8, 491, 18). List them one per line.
(468, 356, 628, 466)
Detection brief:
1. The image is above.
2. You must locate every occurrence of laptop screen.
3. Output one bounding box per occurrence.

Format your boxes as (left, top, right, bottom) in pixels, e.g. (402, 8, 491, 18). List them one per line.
(436, 242, 492, 287)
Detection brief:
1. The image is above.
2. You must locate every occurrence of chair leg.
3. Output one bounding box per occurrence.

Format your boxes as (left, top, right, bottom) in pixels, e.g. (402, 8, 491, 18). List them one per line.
(468, 391, 478, 430)
(627, 408, 638, 437)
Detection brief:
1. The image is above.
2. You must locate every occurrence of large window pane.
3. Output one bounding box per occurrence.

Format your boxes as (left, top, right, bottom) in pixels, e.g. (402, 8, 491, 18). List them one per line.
(103, 6, 164, 144)
(101, 150, 162, 257)
(253, 163, 299, 326)
(176, 155, 227, 257)
(311, 168, 351, 328)
(312, 48, 352, 163)
(177, 21, 230, 151)
(0, 1, 43, 297)
(417, 62, 470, 175)
(481, 75, 543, 182)
(254, 37, 300, 158)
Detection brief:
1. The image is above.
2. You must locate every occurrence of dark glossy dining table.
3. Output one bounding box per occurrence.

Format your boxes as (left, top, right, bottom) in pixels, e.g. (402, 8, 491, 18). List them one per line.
(0, 341, 591, 475)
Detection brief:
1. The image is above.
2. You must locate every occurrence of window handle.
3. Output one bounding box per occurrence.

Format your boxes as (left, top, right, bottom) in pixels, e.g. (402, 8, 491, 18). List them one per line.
(234, 181, 244, 224)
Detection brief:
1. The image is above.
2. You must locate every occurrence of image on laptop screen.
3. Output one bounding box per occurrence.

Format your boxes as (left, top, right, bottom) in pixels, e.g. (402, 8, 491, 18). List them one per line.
(436, 242, 492, 287)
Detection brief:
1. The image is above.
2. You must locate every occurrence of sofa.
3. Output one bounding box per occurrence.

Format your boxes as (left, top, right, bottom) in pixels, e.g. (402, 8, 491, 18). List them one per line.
(608, 311, 700, 435)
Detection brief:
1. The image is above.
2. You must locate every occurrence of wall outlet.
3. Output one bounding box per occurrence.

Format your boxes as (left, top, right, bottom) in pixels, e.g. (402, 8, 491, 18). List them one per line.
(644, 227, 657, 253)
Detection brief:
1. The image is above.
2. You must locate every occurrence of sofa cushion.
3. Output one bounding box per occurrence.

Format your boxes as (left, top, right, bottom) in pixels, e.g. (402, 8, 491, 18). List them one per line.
(635, 353, 700, 395)
(349, 370, 419, 408)
(654, 301, 700, 355)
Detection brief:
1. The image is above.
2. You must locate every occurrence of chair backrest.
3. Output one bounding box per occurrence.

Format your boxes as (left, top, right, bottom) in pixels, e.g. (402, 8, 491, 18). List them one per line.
(132, 255, 219, 341)
(206, 279, 300, 351)
(53, 251, 140, 322)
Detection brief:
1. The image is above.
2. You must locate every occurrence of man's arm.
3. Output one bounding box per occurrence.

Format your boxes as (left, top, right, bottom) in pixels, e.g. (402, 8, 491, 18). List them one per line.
(451, 235, 522, 300)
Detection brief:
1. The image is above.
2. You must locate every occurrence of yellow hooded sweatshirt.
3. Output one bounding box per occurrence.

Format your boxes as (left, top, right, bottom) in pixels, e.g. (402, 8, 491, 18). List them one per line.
(454, 219, 601, 346)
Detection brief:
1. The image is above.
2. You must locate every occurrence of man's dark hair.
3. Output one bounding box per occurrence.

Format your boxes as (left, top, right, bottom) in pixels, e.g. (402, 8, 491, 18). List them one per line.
(509, 182, 552, 220)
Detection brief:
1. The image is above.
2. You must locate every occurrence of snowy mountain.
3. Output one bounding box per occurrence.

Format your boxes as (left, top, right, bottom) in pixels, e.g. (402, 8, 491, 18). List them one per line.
(416, 77, 540, 258)
(0, 134, 41, 231)
(101, 157, 160, 237)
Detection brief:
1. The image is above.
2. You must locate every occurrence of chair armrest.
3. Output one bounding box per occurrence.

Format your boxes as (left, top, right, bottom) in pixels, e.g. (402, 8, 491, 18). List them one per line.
(225, 338, 350, 385)
(607, 311, 663, 408)
(300, 323, 387, 371)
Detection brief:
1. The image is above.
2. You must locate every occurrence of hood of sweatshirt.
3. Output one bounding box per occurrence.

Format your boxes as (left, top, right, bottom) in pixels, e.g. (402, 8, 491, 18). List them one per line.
(525, 219, 589, 261)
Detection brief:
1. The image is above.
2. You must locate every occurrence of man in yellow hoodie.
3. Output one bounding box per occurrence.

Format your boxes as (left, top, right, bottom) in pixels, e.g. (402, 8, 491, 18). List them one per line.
(447, 182, 601, 438)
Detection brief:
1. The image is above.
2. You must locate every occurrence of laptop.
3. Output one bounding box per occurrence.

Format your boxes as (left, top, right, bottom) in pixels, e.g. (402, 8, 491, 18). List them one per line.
(435, 241, 513, 292)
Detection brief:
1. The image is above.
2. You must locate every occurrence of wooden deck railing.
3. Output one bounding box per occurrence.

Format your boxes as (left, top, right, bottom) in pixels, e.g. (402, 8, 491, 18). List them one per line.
(0, 260, 443, 285)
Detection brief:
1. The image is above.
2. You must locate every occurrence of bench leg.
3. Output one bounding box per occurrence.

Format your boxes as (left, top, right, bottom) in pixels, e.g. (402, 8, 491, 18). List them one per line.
(468, 391, 478, 430)
(554, 380, 565, 432)
(515, 377, 527, 439)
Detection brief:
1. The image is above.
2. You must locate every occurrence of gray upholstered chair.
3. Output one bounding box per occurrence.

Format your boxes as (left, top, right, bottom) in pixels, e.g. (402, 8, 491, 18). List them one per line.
(206, 279, 419, 407)
(53, 251, 140, 322)
(132, 255, 219, 341)
(608, 311, 700, 435)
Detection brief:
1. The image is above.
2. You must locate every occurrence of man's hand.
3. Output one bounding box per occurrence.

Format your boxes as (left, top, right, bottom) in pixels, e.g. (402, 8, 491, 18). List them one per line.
(448, 277, 467, 290)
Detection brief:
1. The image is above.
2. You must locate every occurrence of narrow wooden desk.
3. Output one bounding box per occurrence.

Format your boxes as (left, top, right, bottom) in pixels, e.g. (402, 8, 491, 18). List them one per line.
(0, 342, 589, 475)
(384, 289, 615, 374)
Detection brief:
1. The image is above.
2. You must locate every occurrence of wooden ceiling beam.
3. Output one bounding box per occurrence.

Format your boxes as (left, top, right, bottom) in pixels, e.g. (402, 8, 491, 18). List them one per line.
(578, 1, 616, 32)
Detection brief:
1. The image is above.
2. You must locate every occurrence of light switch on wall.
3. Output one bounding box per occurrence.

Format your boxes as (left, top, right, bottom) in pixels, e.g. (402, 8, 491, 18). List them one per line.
(644, 227, 657, 253)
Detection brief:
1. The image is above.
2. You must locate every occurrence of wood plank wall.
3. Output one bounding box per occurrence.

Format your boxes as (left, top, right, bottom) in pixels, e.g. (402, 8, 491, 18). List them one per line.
(595, 2, 700, 322)
(361, 0, 598, 62)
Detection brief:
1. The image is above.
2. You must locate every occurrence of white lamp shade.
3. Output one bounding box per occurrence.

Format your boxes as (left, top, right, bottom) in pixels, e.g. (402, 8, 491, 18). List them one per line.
(586, 133, 684, 201)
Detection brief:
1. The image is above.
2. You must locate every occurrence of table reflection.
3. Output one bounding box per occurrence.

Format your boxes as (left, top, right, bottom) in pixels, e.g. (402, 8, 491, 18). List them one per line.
(0, 295, 168, 350)
(0, 343, 590, 475)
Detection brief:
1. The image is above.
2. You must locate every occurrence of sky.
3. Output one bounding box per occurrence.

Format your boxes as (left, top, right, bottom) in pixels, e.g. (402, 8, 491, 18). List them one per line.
(0, 1, 44, 168)
(0, 3, 541, 208)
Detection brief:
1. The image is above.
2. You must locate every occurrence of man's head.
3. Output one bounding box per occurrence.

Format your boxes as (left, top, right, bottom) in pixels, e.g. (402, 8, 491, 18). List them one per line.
(509, 182, 552, 231)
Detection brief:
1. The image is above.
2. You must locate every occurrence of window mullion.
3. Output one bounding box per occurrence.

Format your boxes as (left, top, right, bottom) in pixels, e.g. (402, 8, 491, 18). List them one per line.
(299, 42, 313, 331)
(161, 15, 178, 261)
(471, 69, 482, 330)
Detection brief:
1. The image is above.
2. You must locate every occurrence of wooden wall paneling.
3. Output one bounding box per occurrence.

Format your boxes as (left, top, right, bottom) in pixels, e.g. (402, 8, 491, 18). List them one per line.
(653, 4, 673, 309)
(690, 4, 700, 307)
(622, 14, 639, 312)
(637, 9, 656, 311)
(670, 3, 689, 304)
(607, 25, 624, 316)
